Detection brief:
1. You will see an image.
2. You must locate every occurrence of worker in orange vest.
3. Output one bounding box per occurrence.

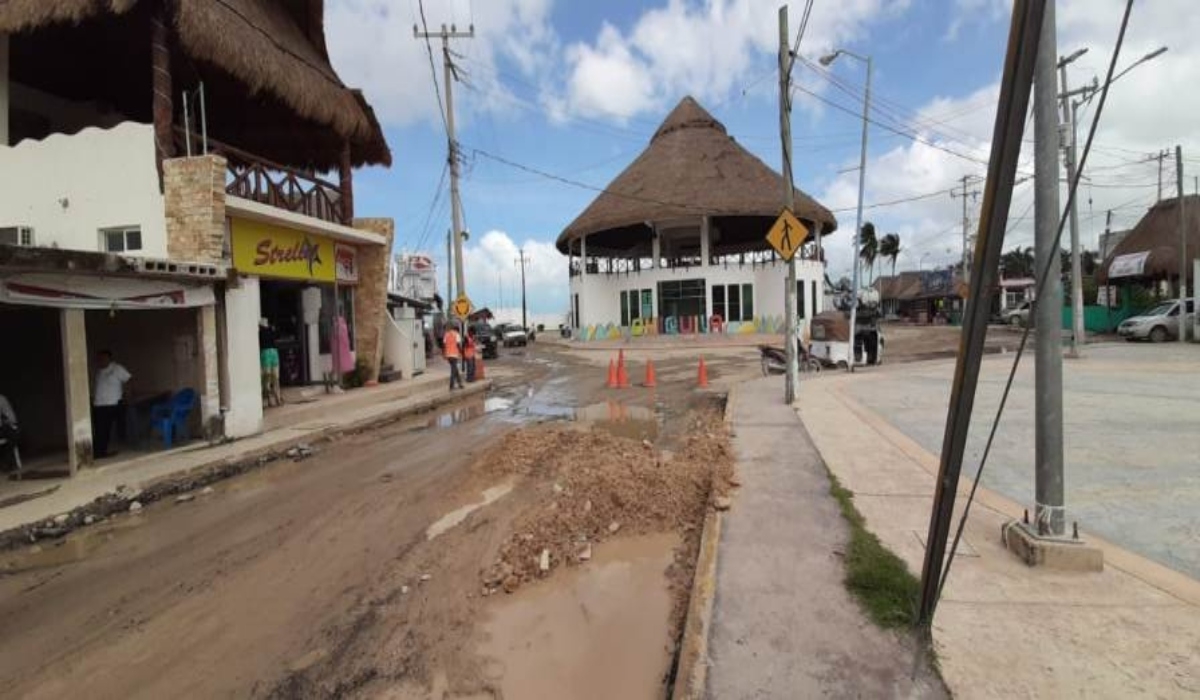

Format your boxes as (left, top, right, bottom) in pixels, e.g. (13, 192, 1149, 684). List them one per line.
(443, 322, 464, 390)
(463, 327, 478, 382)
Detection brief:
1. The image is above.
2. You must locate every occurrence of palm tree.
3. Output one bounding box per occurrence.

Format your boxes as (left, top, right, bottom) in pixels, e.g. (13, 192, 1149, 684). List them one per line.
(858, 222, 879, 286)
(1000, 246, 1035, 279)
(879, 233, 901, 277)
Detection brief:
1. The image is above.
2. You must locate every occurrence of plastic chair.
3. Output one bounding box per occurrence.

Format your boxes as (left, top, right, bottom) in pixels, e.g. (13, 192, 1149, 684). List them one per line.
(150, 388, 196, 449)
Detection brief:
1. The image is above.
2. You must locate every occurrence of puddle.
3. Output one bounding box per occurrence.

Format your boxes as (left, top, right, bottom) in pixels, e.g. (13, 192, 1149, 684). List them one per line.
(477, 533, 677, 700)
(0, 515, 146, 575)
(421, 396, 516, 430)
(426, 482, 514, 540)
(574, 401, 659, 440)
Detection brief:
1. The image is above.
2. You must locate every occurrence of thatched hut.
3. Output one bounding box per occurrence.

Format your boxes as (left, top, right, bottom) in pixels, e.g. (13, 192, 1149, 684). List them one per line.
(1098, 195, 1200, 289)
(558, 96, 837, 337)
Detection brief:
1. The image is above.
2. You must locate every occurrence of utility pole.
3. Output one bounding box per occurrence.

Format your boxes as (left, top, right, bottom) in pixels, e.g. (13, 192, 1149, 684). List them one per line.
(1058, 49, 1090, 356)
(1103, 209, 1113, 328)
(1033, 0, 1065, 537)
(445, 229, 454, 303)
(951, 176, 981, 276)
(415, 22, 474, 302)
(515, 249, 531, 331)
(778, 5, 798, 404)
(1156, 149, 1170, 202)
(1177, 146, 1188, 343)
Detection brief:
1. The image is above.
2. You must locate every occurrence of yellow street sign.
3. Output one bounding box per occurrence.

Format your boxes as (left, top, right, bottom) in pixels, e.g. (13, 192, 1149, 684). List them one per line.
(451, 294, 472, 318)
(765, 209, 809, 261)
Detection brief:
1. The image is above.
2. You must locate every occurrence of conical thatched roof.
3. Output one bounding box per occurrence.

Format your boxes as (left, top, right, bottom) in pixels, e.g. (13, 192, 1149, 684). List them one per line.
(1, 0, 390, 168)
(556, 97, 836, 255)
(1097, 195, 1200, 283)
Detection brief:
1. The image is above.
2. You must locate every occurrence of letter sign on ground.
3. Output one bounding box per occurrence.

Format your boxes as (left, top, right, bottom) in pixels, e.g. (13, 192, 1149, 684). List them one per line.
(765, 209, 809, 262)
(451, 295, 472, 319)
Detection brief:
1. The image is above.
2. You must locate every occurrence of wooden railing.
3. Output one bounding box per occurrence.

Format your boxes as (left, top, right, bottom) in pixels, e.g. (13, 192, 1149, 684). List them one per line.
(174, 129, 348, 225)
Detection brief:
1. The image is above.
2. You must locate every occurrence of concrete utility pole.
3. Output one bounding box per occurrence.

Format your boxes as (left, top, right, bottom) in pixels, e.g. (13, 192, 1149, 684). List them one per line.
(1033, 0, 1065, 537)
(415, 23, 474, 301)
(1058, 49, 1089, 356)
(1177, 146, 1189, 343)
(445, 229, 454, 303)
(515, 249, 531, 331)
(951, 176, 981, 276)
(1156, 149, 1170, 202)
(778, 5, 799, 404)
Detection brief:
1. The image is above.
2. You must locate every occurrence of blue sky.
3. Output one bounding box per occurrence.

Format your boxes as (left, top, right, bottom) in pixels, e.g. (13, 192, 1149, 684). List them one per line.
(328, 0, 1198, 316)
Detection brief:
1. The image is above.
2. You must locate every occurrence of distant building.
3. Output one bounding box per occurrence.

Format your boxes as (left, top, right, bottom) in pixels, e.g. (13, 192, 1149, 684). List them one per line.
(391, 253, 439, 303)
(557, 97, 837, 339)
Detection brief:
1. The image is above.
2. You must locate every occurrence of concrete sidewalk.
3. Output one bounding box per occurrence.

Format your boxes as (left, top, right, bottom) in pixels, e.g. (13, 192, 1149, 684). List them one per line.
(0, 369, 487, 536)
(799, 371, 1200, 698)
(702, 376, 945, 698)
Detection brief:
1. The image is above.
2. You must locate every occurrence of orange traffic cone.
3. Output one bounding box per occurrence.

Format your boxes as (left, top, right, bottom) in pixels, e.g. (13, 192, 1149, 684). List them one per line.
(475, 355, 486, 380)
(607, 359, 618, 388)
(697, 358, 709, 388)
(643, 360, 657, 388)
(618, 360, 630, 388)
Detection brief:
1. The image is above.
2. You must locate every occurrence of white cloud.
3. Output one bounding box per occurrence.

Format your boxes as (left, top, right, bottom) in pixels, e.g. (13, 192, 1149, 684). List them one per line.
(460, 230, 568, 315)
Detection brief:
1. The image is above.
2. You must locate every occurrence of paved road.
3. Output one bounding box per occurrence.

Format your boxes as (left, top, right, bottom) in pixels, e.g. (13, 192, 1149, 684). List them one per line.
(844, 342, 1200, 578)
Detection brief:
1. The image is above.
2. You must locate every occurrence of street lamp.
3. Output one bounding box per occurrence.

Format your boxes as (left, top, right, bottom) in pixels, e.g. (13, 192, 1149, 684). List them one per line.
(820, 48, 872, 372)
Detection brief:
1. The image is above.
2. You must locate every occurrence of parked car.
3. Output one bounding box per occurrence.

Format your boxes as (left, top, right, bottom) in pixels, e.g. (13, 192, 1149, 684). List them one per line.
(469, 322, 500, 359)
(1002, 300, 1033, 327)
(1117, 298, 1195, 342)
(493, 323, 529, 347)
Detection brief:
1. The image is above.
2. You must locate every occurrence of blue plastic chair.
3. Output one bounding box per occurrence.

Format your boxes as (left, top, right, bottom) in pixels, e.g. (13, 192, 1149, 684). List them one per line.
(150, 388, 196, 449)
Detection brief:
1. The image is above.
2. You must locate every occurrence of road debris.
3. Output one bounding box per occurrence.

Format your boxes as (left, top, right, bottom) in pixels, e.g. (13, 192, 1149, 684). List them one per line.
(175, 494, 195, 504)
(128, 501, 143, 513)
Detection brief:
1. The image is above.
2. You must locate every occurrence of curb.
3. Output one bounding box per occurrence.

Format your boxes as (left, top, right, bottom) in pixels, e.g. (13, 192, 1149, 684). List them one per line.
(0, 380, 491, 551)
(671, 385, 738, 700)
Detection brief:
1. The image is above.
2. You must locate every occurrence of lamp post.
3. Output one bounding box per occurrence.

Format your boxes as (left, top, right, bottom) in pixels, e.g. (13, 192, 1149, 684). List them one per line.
(820, 48, 871, 372)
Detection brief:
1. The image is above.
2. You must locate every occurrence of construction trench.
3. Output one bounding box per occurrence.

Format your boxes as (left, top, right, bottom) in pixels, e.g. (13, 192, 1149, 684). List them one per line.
(0, 342, 740, 699)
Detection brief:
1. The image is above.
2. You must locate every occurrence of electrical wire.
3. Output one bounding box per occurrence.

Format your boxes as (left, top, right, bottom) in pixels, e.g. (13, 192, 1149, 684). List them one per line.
(932, 0, 1136, 619)
(417, 0, 451, 141)
(413, 160, 450, 252)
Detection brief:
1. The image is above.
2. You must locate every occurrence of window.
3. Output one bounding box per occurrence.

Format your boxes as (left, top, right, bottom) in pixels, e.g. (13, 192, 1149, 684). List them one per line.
(101, 226, 142, 253)
(659, 279, 707, 319)
(812, 281, 818, 315)
(797, 281, 807, 319)
(713, 283, 753, 322)
(621, 289, 652, 326)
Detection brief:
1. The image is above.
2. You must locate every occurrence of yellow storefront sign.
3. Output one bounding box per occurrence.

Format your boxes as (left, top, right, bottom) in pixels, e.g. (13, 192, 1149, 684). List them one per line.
(230, 218, 335, 282)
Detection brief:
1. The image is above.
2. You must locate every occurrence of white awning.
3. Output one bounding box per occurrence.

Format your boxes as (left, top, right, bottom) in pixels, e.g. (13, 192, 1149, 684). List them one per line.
(0, 273, 215, 310)
(1108, 251, 1150, 279)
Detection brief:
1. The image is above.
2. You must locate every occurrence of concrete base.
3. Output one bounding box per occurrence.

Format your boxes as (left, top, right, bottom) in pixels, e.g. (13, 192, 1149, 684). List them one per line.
(1002, 520, 1104, 572)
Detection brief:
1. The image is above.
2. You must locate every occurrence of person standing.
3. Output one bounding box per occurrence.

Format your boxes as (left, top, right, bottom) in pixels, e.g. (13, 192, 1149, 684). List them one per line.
(0, 394, 20, 475)
(92, 350, 131, 459)
(259, 318, 283, 407)
(463, 327, 477, 383)
(442, 322, 464, 390)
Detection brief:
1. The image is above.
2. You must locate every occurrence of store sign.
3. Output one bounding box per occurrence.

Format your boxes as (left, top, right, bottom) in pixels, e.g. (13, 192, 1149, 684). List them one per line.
(230, 218, 335, 282)
(336, 244, 359, 283)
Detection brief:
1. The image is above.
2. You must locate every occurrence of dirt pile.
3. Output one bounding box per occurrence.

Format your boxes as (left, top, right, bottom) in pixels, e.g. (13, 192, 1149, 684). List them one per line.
(479, 408, 735, 605)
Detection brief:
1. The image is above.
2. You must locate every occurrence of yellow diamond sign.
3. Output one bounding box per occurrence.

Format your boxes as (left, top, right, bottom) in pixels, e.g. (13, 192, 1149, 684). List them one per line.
(765, 209, 809, 261)
(451, 294, 473, 319)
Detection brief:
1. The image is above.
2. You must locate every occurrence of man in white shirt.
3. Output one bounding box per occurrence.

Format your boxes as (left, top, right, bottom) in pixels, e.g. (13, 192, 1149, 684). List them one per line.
(0, 394, 19, 474)
(92, 350, 131, 459)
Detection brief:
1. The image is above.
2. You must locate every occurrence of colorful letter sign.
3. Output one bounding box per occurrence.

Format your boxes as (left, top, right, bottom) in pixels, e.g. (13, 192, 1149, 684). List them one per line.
(231, 218, 335, 282)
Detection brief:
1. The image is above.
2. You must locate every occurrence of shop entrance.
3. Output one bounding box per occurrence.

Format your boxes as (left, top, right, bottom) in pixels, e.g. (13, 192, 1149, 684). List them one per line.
(259, 280, 356, 387)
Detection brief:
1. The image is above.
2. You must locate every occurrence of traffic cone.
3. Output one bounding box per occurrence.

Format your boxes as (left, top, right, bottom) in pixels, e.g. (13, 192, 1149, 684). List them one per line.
(618, 360, 630, 388)
(607, 359, 618, 388)
(643, 359, 657, 388)
(475, 355, 486, 380)
(697, 358, 709, 388)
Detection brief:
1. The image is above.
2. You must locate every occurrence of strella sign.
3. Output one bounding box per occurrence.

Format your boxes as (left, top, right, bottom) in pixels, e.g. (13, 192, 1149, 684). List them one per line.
(231, 218, 335, 282)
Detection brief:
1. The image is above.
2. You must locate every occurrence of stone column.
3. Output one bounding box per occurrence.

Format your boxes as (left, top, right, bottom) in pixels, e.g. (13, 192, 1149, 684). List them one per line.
(196, 305, 220, 438)
(700, 216, 711, 267)
(164, 154, 227, 263)
(651, 231, 661, 270)
(60, 309, 92, 474)
(351, 218, 396, 382)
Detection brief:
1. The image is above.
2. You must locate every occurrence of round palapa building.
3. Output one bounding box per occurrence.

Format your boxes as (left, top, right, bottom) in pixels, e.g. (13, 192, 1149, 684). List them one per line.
(558, 96, 837, 338)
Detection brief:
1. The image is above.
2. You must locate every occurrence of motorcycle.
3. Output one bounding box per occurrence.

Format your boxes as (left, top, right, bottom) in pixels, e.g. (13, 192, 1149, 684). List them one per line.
(759, 343, 822, 376)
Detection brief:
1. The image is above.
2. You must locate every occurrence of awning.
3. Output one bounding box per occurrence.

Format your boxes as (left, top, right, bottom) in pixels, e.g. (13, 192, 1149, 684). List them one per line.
(1108, 251, 1150, 279)
(0, 273, 215, 310)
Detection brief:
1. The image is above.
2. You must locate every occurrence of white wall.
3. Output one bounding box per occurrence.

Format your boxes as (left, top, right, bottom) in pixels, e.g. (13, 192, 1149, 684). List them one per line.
(223, 276, 264, 438)
(569, 259, 825, 333)
(0, 121, 167, 257)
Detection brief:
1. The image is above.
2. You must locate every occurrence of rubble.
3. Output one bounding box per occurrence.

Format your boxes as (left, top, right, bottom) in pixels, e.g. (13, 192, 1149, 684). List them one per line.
(175, 494, 195, 504)
(128, 501, 143, 513)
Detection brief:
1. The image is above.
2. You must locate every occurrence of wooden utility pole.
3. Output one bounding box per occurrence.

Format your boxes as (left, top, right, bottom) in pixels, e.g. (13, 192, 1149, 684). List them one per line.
(778, 5, 798, 404)
(515, 249, 531, 331)
(415, 22, 474, 300)
(951, 176, 981, 276)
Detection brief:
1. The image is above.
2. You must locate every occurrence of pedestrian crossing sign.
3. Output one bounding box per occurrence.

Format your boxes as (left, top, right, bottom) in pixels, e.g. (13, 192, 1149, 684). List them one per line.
(451, 294, 472, 318)
(765, 209, 809, 261)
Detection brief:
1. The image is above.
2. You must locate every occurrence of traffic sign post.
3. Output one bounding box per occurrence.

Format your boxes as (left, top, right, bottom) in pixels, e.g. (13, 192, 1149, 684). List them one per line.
(451, 294, 472, 319)
(766, 209, 809, 261)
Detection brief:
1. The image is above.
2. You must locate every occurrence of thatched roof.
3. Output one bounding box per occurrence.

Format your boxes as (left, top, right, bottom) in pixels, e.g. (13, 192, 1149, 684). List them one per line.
(1, 0, 390, 168)
(1097, 195, 1200, 283)
(557, 97, 837, 255)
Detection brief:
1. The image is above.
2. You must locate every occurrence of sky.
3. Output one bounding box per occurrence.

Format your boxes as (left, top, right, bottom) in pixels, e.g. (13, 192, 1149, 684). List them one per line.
(326, 0, 1200, 317)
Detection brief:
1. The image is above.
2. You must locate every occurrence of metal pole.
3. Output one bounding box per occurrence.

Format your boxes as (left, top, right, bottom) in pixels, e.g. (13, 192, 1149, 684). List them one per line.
(1177, 145, 1188, 343)
(1060, 64, 1086, 355)
(847, 56, 872, 373)
(778, 5, 798, 403)
(516, 249, 530, 330)
(1033, 0, 1065, 537)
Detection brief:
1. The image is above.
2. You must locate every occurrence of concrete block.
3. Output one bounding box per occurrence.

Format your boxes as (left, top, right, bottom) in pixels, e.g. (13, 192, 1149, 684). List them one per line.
(1002, 520, 1104, 572)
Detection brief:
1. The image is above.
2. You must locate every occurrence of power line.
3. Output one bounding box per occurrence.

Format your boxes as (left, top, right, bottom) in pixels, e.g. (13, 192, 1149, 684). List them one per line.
(413, 160, 450, 252)
(416, 0, 450, 140)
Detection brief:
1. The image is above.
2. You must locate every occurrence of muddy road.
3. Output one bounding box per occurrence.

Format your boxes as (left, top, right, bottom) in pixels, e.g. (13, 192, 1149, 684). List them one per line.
(0, 344, 737, 699)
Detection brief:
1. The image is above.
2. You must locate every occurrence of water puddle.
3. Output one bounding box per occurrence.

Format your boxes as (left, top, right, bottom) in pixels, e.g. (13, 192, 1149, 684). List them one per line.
(0, 515, 146, 575)
(426, 482, 514, 540)
(476, 533, 677, 700)
(574, 401, 659, 440)
(420, 396, 516, 430)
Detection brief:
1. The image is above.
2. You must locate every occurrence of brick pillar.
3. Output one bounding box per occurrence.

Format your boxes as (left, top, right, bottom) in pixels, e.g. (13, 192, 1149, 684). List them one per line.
(60, 309, 92, 474)
(196, 305, 221, 439)
(351, 218, 395, 382)
(164, 154, 227, 263)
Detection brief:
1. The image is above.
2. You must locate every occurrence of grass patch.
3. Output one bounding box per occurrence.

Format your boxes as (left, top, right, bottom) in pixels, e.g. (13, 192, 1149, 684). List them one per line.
(827, 470, 921, 629)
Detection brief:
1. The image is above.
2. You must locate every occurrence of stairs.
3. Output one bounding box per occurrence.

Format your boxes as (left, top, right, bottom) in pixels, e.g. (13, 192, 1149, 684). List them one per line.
(378, 363, 403, 384)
